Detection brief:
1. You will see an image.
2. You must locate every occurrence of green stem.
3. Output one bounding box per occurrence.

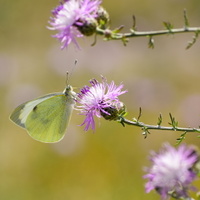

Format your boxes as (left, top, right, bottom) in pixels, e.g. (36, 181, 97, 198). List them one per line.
(121, 117, 200, 133)
(96, 27, 200, 40)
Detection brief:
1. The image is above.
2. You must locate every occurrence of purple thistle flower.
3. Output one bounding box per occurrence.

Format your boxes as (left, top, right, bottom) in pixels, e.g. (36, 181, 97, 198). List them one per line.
(48, 0, 101, 49)
(76, 77, 127, 131)
(144, 143, 199, 200)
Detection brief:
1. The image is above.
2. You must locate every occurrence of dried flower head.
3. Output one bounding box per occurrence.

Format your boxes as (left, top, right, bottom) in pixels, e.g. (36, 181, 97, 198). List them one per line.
(76, 77, 127, 131)
(144, 143, 199, 200)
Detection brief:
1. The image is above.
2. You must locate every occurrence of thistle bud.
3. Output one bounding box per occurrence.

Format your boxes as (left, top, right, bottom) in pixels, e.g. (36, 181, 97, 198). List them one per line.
(75, 17, 98, 36)
(95, 6, 110, 26)
(100, 102, 126, 121)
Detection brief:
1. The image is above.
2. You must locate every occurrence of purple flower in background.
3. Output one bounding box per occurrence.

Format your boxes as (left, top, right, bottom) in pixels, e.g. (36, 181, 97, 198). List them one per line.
(48, 0, 101, 49)
(76, 77, 127, 131)
(144, 143, 199, 200)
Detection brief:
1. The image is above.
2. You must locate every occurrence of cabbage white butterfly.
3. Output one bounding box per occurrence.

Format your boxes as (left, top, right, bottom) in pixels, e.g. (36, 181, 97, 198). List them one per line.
(10, 85, 76, 143)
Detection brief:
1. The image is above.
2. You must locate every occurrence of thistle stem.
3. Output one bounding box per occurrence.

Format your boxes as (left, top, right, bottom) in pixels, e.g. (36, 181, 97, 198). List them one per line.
(121, 117, 200, 133)
(96, 27, 200, 39)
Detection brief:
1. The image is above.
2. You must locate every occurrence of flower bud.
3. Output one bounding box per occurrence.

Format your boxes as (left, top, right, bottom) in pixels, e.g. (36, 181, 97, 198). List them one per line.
(75, 17, 98, 36)
(95, 6, 110, 26)
(100, 102, 126, 121)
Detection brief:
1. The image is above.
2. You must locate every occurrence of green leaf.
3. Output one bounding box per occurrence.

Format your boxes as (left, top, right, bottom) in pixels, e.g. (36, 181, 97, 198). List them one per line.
(186, 31, 199, 49)
(176, 131, 187, 145)
(163, 21, 174, 32)
(183, 9, 190, 28)
(157, 113, 162, 126)
(169, 113, 178, 128)
(148, 36, 154, 49)
(113, 25, 124, 34)
(121, 36, 129, 46)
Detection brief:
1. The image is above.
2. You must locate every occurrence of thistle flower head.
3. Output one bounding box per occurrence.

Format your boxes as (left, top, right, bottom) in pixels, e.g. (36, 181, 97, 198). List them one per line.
(76, 77, 127, 131)
(144, 143, 199, 200)
(48, 0, 101, 49)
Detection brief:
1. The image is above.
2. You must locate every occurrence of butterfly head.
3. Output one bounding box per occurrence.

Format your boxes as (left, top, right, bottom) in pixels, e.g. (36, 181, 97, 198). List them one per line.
(63, 85, 76, 100)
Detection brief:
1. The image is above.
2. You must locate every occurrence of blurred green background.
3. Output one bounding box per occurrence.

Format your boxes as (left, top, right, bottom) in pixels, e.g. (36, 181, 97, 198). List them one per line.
(1, 0, 200, 199)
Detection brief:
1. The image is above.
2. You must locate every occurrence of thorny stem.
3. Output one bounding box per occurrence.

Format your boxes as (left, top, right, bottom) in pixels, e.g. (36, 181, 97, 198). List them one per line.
(120, 117, 200, 133)
(96, 27, 200, 39)
(94, 9, 200, 48)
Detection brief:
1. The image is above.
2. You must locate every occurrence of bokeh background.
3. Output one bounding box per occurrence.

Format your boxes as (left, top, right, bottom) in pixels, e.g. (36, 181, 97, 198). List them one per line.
(1, 0, 200, 199)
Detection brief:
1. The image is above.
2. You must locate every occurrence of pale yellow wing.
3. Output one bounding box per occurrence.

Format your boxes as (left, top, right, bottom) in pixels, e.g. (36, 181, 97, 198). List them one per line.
(25, 94, 74, 143)
(10, 93, 60, 128)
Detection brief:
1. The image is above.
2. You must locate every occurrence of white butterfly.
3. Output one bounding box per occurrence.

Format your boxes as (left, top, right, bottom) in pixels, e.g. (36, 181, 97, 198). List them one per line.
(10, 85, 76, 143)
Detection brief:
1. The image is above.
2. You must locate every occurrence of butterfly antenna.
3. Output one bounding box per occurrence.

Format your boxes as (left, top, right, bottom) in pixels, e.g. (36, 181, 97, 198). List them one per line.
(66, 71, 70, 86)
(70, 59, 77, 77)
(66, 60, 78, 86)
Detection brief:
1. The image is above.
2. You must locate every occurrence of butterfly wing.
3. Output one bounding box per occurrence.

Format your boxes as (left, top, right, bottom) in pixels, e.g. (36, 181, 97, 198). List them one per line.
(10, 92, 75, 143)
(10, 93, 61, 128)
(25, 94, 74, 143)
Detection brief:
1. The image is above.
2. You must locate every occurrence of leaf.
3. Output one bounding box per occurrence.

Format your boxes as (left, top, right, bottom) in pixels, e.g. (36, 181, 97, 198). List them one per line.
(186, 31, 199, 49)
(176, 131, 187, 145)
(163, 21, 174, 32)
(132, 15, 137, 30)
(113, 25, 124, 34)
(121, 36, 129, 46)
(142, 127, 150, 139)
(183, 9, 190, 28)
(148, 36, 154, 49)
(169, 113, 178, 128)
(137, 107, 142, 121)
(157, 113, 163, 126)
